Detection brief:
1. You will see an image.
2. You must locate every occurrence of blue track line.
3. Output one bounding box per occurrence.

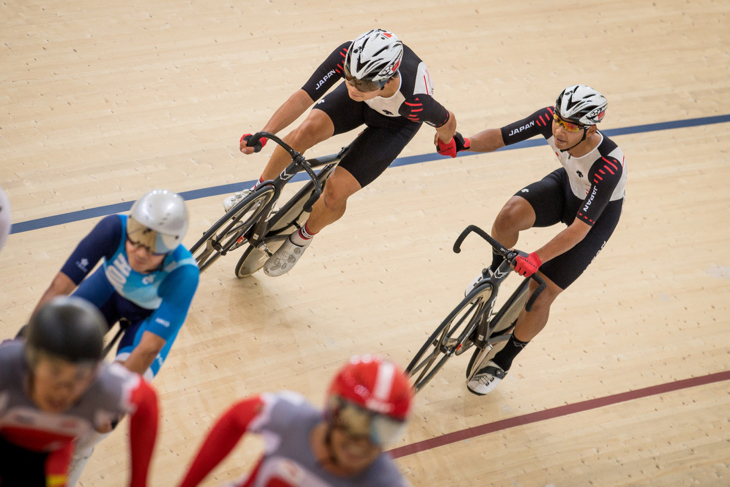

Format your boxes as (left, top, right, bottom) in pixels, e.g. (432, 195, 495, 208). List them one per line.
(10, 113, 730, 235)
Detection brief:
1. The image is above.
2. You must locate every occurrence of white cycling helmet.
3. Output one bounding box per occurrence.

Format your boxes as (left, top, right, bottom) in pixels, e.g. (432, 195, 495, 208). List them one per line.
(0, 186, 11, 253)
(127, 189, 189, 254)
(555, 84, 607, 126)
(343, 29, 403, 92)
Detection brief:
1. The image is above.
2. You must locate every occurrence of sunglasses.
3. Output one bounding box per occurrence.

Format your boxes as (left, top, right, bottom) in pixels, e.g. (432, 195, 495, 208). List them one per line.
(126, 236, 167, 256)
(331, 398, 406, 447)
(342, 63, 386, 93)
(552, 112, 586, 133)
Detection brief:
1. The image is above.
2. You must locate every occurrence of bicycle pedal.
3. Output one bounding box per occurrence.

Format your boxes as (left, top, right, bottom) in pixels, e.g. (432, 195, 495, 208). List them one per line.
(256, 242, 273, 257)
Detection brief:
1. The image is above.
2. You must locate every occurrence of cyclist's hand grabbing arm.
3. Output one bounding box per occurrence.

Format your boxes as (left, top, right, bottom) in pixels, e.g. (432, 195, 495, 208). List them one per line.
(434, 112, 470, 158)
(435, 110, 457, 144)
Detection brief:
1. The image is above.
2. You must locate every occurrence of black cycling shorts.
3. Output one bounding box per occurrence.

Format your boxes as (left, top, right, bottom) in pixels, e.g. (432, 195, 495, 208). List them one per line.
(313, 82, 421, 187)
(517, 168, 623, 290)
(0, 436, 48, 487)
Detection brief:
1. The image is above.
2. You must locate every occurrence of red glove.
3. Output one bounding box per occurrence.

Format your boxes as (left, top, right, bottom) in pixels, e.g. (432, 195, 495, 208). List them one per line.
(436, 132, 470, 158)
(514, 252, 542, 277)
(240, 133, 268, 153)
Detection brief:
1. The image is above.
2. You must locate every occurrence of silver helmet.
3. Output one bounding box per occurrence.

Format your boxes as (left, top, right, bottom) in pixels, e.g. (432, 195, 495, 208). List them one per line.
(343, 29, 403, 91)
(0, 186, 11, 254)
(127, 189, 189, 254)
(555, 84, 607, 126)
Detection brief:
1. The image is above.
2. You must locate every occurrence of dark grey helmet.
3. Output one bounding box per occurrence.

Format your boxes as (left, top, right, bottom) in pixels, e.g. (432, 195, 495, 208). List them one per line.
(25, 296, 106, 366)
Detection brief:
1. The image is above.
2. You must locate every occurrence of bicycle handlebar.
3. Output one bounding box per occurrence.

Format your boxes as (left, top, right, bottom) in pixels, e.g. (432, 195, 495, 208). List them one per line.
(248, 132, 323, 212)
(453, 224, 546, 312)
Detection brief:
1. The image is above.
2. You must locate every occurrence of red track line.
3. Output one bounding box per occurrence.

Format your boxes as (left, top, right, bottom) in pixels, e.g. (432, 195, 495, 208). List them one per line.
(389, 370, 730, 459)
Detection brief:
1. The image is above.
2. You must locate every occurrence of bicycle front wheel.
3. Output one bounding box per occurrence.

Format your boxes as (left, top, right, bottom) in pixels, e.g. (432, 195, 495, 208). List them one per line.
(190, 187, 275, 273)
(234, 234, 288, 278)
(406, 283, 494, 393)
(466, 278, 530, 379)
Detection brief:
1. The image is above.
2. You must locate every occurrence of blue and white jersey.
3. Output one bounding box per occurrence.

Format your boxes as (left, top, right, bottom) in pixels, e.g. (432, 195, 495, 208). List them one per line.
(60, 214, 199, 380)
(101, 215, 196, 310)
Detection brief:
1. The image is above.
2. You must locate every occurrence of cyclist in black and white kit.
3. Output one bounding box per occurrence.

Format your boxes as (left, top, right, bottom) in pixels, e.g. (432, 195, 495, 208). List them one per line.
(223, 29, 460, 276)
(453, 85, 626, 395)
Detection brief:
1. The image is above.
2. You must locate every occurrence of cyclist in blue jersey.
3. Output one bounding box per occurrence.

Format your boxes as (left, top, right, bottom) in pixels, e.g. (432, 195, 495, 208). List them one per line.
(31, 189, 199, 381)
(30, 189, 199, 485)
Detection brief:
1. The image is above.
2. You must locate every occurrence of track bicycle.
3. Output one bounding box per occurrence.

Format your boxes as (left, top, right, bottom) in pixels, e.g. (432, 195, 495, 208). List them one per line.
(406, 225, 546, 392)
(189, 132, 349, 275)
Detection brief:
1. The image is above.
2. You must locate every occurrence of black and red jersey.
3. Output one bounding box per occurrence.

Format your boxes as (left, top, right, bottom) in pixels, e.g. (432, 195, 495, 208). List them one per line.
(501, 106, 626, 226)
(301, 41, 450, 127)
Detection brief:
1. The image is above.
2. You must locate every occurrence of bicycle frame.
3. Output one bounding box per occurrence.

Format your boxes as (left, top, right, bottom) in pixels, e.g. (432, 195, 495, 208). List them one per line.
(190, 132, 350, 272)
(242, 141, 348, 257)
(406, 225, 547, 392)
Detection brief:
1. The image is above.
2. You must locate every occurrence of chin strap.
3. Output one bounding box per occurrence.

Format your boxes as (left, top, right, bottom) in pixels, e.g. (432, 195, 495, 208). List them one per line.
(559, 127, 588, 153)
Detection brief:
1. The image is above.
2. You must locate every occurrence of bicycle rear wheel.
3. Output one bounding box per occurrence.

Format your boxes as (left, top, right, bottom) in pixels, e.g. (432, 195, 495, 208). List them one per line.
(406, 283, 494, 393)
(466, 278, 530, 379)
(190, 187, 275, 273)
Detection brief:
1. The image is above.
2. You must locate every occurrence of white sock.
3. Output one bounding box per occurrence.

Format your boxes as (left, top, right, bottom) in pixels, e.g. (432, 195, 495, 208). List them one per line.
(290, 223, 315, 246)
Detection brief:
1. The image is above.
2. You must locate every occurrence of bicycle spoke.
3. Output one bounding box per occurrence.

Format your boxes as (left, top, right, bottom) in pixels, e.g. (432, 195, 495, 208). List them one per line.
(406, 283, 494, 392)
(190, 188, 274, 272)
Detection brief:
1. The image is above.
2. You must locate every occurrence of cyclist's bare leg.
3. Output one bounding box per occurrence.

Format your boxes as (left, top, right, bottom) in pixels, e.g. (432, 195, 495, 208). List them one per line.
(260, 110, 335, 181)
(304, 166, 361, 234)
(468, 274, 563, 393)
(490, 195, 536, 249)
(512, 273, 563, 342)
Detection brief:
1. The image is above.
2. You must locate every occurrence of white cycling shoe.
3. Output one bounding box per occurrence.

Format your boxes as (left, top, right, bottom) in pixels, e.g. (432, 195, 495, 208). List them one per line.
(222, 189, 253, 212)
(263, 234, 312, 277)
(466, 360, 507, 396)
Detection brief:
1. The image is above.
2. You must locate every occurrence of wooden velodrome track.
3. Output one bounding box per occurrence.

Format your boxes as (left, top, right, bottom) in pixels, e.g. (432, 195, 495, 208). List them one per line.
(1, 0, 729, 485)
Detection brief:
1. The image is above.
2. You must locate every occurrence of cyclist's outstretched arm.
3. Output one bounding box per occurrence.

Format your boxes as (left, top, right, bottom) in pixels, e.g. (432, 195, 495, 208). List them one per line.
(465, 106, 557, 154)
(465, 128, 505, 153)
(240, 89, 314, 154)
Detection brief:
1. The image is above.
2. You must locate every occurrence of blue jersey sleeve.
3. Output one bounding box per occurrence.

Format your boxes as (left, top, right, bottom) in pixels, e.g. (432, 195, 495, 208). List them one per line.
(143, 263, 199, 341)
(60, 215, 123, 285)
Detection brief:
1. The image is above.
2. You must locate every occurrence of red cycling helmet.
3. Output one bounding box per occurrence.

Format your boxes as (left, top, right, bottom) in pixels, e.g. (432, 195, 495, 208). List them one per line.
(326, 354, 412, 445)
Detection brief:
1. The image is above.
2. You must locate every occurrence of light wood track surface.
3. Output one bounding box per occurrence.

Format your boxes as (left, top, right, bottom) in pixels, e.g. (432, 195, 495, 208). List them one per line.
(1, 0, 729, 485)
